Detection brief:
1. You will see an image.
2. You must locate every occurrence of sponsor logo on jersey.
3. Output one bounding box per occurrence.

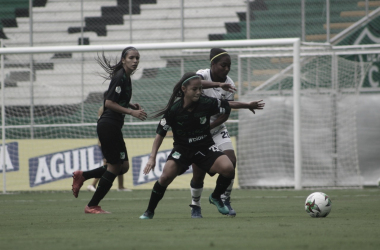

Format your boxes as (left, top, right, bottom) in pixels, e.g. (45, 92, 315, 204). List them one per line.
(200, 116, 206, 124)
(188, 135, 207, 143)
(29, 145, 103, 187)
(132, 150, 192, 186)
(115, 86, 121, 93)
(0, 142, 19, 173)
(160, 118, 166, 126)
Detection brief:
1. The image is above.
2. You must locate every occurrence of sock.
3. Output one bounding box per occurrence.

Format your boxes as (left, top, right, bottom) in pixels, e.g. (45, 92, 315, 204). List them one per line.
(212, 175, 234, 200)
(190, 179, 203, 207)
(82, 165, 107, 180)
(88, 171, 116, 207)
(221, 179, 234, 201)
(147, 181, 167, 213)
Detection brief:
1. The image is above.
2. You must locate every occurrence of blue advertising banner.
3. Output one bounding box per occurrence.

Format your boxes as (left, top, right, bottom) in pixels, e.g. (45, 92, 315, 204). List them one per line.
(28, 145, 103, 187)
(0, 142, 19, 173)
(132, 149, 193, 186)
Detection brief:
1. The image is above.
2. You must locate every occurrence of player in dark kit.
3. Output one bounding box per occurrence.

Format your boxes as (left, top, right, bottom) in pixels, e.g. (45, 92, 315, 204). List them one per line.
(139, 72, 235, 219)
(71, 46, 147, 214)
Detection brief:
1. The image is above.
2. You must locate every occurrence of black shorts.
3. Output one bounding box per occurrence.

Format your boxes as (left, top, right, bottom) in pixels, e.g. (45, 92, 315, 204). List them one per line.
(167, 145, 224, 176)
(97, 121, 128, 164)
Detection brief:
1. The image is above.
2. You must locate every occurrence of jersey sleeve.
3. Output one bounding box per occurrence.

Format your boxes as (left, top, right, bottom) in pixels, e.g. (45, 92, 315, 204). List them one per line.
(196, 69, 208, 80)
(156, 112, 173, 137)
(209, 97, 231, 116)
(106, 76, 122, 103)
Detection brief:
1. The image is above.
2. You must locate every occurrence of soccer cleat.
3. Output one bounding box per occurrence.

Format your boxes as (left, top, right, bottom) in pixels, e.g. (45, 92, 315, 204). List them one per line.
(190, 205, 203, 218)
(72, 171, 85, 198)
(209, 194, 229, 215)
(84, 205, 111, 214)
(87, 185, 96, 192)
(139, 210, 154, 219)
(223, 197, 236, 217)
(117, 187, 132, 192)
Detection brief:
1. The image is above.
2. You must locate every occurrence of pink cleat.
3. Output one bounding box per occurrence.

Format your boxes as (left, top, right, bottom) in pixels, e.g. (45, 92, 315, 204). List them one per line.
(84, 205, 111, 214)
(72, 171, 85, 198)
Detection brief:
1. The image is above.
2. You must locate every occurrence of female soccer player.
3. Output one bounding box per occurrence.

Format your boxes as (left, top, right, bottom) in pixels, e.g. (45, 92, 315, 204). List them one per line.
(139, 72, 235, 219)
(189, 48, 265, 218)
(71, 46, 147, 214)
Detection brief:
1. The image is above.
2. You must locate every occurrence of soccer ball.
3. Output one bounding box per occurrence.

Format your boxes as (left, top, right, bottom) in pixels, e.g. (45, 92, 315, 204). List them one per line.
(305, 192, 332, 218)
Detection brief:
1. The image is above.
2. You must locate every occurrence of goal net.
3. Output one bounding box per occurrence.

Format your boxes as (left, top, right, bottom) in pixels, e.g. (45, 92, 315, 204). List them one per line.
(237, 46, 373, 188)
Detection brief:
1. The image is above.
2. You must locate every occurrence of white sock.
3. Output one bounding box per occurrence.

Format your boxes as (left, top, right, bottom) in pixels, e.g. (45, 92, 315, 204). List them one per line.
(190, 187, 203, 207)
(221, 179, 234, 201)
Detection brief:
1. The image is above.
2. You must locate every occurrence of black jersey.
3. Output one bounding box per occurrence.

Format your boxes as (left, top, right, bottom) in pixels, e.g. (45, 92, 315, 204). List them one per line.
(156, 96, 231, 149)
(99, 68, 132, 128)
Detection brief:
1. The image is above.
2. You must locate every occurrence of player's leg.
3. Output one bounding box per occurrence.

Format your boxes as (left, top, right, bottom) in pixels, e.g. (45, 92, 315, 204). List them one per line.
(72, 165, 107, 197)
(189, 164, 206, 218)
(210, 128, 237, 216)
(140, 160, 182, 219)
(84, 122, 127, 213)
(209, 155, 234, 215)
(220, 149, 237, 217)
(117, 175, 131, 191)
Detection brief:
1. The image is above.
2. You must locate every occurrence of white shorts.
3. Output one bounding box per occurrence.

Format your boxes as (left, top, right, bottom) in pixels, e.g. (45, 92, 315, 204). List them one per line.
(212, 128, 233, 152)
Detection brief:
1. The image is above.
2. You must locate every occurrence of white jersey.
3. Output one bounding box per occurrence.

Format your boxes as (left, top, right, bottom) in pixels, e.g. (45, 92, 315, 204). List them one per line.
(196, 68, 235, 135)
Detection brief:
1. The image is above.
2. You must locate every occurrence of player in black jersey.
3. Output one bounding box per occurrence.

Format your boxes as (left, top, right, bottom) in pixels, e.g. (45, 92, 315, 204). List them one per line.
(71, 46, 147, 214)
(139, 72, 235, 219)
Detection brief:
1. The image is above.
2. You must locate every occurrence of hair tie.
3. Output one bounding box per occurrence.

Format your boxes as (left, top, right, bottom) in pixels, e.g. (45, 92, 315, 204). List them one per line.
(210, 52, 228, 62)
(182, 75, 200, 86)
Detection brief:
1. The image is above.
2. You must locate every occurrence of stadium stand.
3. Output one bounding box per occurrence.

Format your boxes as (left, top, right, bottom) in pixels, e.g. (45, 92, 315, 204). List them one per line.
(209, 0, 379, 42)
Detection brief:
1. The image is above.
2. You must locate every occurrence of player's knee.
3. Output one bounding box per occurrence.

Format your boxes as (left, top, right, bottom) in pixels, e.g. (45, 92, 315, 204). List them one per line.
(159, 173, 175, 186)
(119, 162, 129, 175)
(224, 165, 235, 179)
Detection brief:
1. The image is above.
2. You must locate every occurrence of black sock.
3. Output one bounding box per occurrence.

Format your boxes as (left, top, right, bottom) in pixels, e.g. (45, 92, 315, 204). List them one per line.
(82, 165, 107, 180)
(88, 171, 116, 207)
(212, 175, 234, 199)
(190, 179, 204, 189)
(147, 181, 167, 213)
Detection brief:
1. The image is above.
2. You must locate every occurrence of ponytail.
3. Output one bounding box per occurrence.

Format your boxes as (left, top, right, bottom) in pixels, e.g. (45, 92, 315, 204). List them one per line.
(96, 46, 138, 80)
(152, 72, 199, 118)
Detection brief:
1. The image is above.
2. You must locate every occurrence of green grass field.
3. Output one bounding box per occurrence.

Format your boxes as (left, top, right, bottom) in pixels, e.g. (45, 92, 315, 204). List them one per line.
(1, 188, 379, 250)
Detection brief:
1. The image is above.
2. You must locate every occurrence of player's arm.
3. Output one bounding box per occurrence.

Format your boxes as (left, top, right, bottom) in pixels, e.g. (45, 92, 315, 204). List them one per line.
(209, 98, 231, 129)
(201, 80, 236, 93)
(143, 134, 164, 175)
(105, 100, 147, 120)
(128, 103, 142, 110)
(228, 100, 265, 114)
(210, 114, 229, 130)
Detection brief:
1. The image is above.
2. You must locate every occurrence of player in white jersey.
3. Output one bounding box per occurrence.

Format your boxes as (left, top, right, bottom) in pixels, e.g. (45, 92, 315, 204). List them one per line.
(189, 48, 265, 218)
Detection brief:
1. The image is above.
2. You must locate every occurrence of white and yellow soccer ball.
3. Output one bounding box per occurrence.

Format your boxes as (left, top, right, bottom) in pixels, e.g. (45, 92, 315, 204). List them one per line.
(305, 192, 332, 218)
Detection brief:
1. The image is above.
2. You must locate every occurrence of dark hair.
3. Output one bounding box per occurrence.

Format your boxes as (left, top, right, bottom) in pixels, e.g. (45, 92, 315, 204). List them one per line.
(152, 72, 199, 118)
(210, 48, 229, 65)
(96, 46, 138, 80)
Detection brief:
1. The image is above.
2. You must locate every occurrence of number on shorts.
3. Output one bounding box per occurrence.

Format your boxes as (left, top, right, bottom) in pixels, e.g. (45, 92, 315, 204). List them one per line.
(209, 145, 220, 152)
(221, 131, 230, 138)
